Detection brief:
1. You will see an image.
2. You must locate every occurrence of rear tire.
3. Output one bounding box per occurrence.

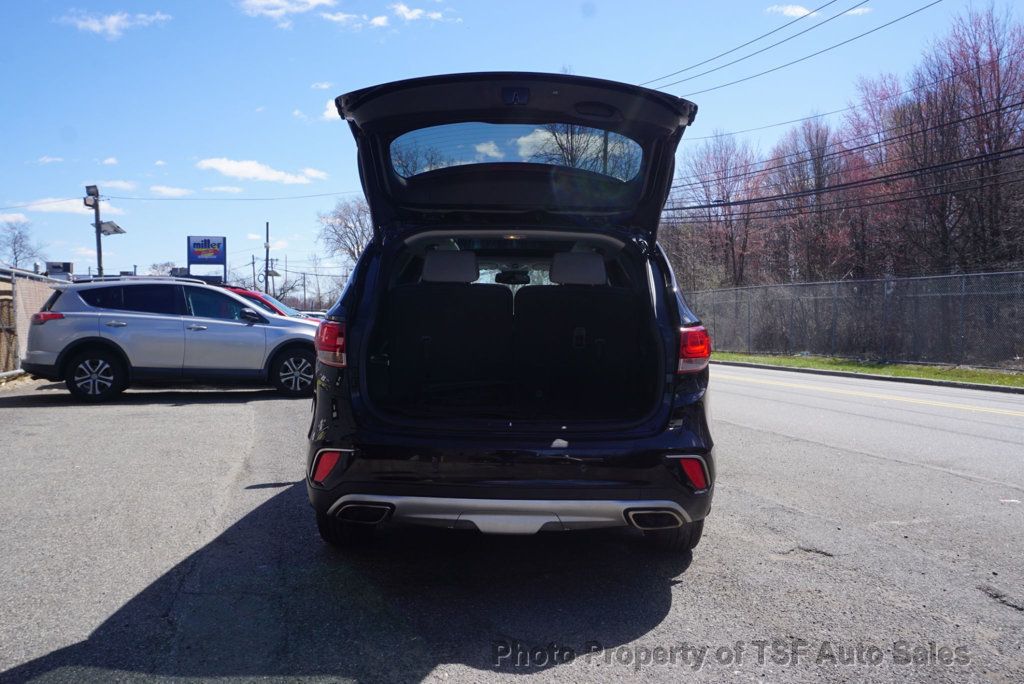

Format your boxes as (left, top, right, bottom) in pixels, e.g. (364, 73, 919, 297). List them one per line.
(644, 520, 703, 552)
(316, 512, 374, 549)
(271, 347, 315, 397)
(64, 349, 127, 402)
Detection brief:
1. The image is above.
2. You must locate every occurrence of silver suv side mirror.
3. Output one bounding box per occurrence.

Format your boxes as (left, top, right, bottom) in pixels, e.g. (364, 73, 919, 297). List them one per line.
(240, 307, 263, 325)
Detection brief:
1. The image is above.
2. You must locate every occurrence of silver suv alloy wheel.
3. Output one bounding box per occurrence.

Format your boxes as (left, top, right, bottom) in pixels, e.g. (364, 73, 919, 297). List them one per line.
(279, 356, 314, 392)
(72, 358, 115, 396)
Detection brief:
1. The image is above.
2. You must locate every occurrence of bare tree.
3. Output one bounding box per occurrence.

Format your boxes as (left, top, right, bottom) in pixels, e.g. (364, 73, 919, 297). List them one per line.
(318, 198, 374, 264)
(147, 261, 177, 276)
(1, 221, 45, 269)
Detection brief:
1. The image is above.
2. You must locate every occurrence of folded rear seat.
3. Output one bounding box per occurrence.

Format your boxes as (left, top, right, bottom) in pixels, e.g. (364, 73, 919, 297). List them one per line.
(514, 252, 640, 408)
(388, 250, 513, 402)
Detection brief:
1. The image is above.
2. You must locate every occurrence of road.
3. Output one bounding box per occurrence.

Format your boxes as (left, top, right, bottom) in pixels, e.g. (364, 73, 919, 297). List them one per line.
(0, 367, 1021, 683)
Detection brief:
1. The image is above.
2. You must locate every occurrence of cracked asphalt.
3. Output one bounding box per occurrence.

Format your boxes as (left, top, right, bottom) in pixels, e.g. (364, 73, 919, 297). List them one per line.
(0, 366, 1021, 682)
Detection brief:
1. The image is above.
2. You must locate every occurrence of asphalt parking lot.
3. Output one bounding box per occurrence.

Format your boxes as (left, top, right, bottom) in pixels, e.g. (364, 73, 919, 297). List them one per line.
(0, 367, 1022, 682)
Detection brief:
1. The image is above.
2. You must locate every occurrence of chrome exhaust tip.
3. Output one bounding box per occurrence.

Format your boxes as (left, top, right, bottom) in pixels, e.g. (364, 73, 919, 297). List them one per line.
(335, 503, 392, 525)
(626, 509, 684, 530)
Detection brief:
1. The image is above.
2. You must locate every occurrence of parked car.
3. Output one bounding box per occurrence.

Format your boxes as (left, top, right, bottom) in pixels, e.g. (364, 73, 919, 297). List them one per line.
(299, 310, 327, 319)
(24, 277, 319, 401)
(307, 72, 714, 553)
(221, 285, 307, 319)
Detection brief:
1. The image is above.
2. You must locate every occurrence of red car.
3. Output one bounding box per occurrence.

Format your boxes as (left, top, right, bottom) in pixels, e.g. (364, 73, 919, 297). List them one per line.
(220, 285, 306, 318)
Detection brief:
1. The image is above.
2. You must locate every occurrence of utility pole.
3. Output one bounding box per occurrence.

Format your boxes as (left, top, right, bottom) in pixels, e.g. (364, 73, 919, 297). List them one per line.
(251, 255, 257, 289)
(263, 221, 270, 294)
(302, 273, 307, 309)
(84, 185, 103, 277)
(133, 264, 137, 276)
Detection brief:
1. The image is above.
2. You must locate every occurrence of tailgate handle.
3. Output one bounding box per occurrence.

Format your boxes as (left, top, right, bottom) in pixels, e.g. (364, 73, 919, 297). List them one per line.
(572, 326, 587, 349)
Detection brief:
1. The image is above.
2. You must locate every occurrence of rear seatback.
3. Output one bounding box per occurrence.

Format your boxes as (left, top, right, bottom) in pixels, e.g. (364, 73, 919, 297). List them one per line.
(514, 252, 640, 407)
(388, 250, 513, 401)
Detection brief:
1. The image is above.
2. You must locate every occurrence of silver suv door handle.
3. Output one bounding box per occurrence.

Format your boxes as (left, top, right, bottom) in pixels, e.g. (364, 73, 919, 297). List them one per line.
(104, 320, 128, 328)
(187, 324, 208, 331)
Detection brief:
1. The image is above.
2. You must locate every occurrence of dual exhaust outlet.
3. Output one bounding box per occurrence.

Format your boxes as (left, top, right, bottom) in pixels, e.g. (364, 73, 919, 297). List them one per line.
(335, 502, 684, 531)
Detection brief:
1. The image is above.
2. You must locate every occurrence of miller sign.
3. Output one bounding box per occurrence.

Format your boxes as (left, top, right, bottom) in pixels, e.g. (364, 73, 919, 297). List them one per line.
(187, 236, 226, 266)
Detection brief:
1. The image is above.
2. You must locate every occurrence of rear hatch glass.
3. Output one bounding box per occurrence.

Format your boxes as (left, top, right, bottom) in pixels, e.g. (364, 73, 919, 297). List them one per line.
(391, 122, 643, 182)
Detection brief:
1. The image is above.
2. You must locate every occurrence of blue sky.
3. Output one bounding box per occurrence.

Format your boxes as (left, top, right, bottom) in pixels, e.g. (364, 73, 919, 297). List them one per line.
(0, 0, 995, 279)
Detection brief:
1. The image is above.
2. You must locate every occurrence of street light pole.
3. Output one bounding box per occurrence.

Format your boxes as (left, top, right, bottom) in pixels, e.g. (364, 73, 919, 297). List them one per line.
(84, 185, 103, 277)
(93, 200, 102, 277)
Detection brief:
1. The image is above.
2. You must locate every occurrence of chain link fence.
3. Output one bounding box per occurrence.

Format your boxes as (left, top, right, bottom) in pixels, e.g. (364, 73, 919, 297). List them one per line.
(684, 271, 1024, 370)
(0, 268, 62, 372)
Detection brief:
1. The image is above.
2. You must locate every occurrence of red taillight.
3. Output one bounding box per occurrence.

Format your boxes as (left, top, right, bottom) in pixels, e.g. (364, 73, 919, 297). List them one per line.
(311, 450, 342, 484)
(679, 458, 709, 490)
(31, 312, 65, 325)
(677, 325, 711, 373)
(315, 320, 346, 368)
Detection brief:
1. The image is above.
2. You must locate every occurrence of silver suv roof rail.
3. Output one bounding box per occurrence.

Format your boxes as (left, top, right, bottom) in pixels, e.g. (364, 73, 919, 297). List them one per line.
(71, 275, 208, 285)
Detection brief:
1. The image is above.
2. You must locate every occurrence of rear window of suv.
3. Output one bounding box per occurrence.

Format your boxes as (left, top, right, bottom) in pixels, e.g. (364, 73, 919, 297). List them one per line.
(390, 122, 643, 182)
(79, 284, 182, 315)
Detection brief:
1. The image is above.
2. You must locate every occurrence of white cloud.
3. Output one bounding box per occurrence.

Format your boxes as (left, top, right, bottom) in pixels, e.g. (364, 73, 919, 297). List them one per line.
(204, 186, 243, 193)
(246, 233, 263, 241)
(292, 108, 309, 121)
(0, 213, 29, 223)
(154, 159, 167, 166)
(515, 129, 555, 159)
(74, 246, 97, 258)
(321, 11, 389, 29)
(301, 167, 328, 180)
(150, 185, 193, 197)
(322, 99, 338, 120)
(196, 158, 326, 185)
(321, 11, 358, 23)
(255, 106, 266, 113)
(60, 11, 171, 40)
(101, 157, 118, 166)
(311, 81, 332, 90)
(23, 198, 125, 216)
(474, 141, 504, 160)
(765, 4, 815, 18)
(93, 179, 137, 191)
(845, 7, 873, 15)
(240, 0, 335, 28)
(390, 3, 443, 21)
(37, 155, 63, 164)
(271, 239, 289, 250)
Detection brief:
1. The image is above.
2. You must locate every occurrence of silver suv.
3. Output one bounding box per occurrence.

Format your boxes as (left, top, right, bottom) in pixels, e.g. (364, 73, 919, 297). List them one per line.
(23, 277, 319, 401)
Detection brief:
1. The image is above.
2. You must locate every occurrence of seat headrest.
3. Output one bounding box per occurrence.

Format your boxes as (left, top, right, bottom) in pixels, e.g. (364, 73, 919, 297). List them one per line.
(550, 252, 607, 285)
(421, 250, 479, 283)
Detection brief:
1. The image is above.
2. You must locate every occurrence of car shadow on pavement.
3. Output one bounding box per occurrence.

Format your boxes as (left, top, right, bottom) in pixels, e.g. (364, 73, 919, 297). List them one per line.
(1, 483, 691, 682)
(0, 387, 288, 409)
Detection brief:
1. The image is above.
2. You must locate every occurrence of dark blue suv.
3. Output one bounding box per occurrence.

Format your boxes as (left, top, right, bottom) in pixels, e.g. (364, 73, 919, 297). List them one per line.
(307, 72, 713, 552)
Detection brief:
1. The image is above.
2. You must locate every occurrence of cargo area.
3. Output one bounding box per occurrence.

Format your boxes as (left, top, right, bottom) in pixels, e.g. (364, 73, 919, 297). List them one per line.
(363, 234, 664, 423)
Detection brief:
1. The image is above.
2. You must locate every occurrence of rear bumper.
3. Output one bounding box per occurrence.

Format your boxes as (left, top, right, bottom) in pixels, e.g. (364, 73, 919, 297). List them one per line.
(20, 362, 60, 381)
(326, 493, 691, 534)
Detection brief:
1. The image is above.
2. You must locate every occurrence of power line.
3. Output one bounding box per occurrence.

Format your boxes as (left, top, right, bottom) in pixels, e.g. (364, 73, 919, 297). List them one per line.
(679, 0, 945, 97)
(106, 190, 361, 202)
(663, 164, 1024, 219)
(665, 145, 1024, 212)
(670, 95, 1024, 192)
(640, 0, 846, 86)
(0, 197, 79, 211)
(653, 0, 871, 90)
(679, 47, 1024, 141)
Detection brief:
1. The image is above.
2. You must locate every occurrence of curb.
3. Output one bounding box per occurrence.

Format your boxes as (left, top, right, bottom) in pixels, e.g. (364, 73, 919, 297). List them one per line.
(0, 369, 26, 386)
(710, 360, 1024, 395)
